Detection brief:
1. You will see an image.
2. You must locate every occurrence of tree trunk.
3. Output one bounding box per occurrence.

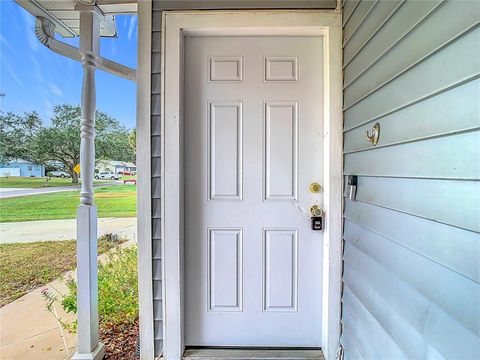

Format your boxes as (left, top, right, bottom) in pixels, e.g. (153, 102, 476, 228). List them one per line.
(71, 171, 79, 184)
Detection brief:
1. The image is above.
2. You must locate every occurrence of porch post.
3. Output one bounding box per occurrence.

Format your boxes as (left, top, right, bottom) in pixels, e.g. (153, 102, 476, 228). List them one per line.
(72, 4, 104, 360)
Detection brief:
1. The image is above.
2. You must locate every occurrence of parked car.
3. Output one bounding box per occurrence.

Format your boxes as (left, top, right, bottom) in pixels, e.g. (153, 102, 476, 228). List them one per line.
(119, 170, 136, 176)
(49, 171, 71, 178)
(95, 172, 120, 180)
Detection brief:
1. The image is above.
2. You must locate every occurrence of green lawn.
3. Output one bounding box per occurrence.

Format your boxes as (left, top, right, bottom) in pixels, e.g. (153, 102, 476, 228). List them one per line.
(120, 175, 136, 180)
(0, 176, 129, 188)
(0, 185, 136, 222)
(0, 176, 75, 188)
(0, 238, 124, 307)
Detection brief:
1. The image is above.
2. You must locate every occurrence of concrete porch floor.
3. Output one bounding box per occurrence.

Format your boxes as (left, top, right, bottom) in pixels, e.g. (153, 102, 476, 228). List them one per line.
(183, 348, 325, 360)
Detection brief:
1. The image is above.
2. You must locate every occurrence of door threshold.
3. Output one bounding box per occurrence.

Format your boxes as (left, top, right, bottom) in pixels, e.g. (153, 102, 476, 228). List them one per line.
(183, 348, 325, 360)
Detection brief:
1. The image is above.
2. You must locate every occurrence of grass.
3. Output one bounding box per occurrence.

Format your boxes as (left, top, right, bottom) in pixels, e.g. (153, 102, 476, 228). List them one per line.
(56, 247, 138, 327)
(0, 176, 74, 188)
(0, 185, 136, 222)
(0, 237, 123, 307)
(0, 176, 128, 189)
(119, 175, 136, 181)
(42, 246, 139, 357)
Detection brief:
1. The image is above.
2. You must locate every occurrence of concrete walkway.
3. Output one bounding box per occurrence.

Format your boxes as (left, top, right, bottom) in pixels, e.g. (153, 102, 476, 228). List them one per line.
(0, 217, 137, 244)
(0, 240, 136, 360)
(0, 276, 77, 360)
(0, 182, 118, 199)
(0, 188, 30, 192)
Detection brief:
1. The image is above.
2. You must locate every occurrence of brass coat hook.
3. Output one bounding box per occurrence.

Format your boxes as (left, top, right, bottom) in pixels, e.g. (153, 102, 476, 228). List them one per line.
(366, 122, 380, 146)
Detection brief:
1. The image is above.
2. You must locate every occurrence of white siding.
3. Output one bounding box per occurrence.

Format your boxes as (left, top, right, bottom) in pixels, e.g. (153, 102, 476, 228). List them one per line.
(151, 5, 163, 356)
(341, 1, 480, 359)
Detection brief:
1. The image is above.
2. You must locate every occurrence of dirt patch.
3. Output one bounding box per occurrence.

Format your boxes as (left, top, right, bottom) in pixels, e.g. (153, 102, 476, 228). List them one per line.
(100, 320, 139, 359)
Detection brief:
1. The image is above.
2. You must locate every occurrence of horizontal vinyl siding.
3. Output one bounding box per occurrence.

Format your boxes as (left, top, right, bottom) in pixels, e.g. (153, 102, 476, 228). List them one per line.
(151, 2, 163, 356)
(340, 1, 480, 359)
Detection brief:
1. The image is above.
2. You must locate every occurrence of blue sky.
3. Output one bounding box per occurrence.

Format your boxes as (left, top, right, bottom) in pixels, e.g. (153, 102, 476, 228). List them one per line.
(0, 0, 137, 129)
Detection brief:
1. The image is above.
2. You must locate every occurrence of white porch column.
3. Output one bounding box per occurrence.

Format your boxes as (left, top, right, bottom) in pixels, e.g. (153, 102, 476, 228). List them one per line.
(72, 4, 105, 360)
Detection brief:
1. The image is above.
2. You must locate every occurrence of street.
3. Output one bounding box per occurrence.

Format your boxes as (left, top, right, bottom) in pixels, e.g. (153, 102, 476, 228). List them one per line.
(0, 182, 118, 199)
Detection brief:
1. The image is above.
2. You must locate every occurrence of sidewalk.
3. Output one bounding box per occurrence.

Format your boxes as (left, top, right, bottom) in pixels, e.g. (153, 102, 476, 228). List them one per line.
(0, 275, 77, 360)
(0, 217, 137, 244)
(0, 239, 136, 360)
(0, 182, 118, 199)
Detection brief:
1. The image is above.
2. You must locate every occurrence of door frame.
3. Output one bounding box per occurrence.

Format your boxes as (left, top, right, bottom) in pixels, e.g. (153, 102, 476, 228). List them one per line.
(161, 11, 343, 360)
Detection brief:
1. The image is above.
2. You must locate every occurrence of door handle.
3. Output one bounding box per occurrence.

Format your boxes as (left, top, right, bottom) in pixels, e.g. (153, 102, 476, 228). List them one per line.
(309, 205, 323, 231)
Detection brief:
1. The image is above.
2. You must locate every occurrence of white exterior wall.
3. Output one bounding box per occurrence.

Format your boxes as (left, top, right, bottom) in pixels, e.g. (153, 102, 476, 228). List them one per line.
(340, 1, 480, 359)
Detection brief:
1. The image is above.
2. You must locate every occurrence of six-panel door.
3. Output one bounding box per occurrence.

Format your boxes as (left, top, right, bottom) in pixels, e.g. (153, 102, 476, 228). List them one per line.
(184, 35, 324, 346)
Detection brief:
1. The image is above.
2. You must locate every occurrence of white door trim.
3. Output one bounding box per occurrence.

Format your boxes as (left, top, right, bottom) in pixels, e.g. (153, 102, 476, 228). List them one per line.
(161, 11, 343, 360)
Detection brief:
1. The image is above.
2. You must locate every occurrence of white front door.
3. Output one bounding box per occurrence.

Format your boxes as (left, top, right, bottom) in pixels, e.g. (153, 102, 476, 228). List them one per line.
(184, 35, 324, 347)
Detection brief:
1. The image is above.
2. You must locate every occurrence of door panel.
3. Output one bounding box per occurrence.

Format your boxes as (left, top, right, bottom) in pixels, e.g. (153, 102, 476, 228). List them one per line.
(263, 229, 298, 312)
(184, 35, 324, 346)
(208, 228, 243, 311)
(264, 101, 299, 200)
(208, 101, 243, 200)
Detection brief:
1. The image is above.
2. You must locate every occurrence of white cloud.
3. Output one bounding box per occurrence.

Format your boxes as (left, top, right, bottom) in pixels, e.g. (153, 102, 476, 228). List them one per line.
(127, 16, 137, 42)
(29, 55, 43, 83)
(111, 41, 118, 55)
(48, 83, 64, 97)
(3, 1, 22, 32)
(21, 10, 39, 53)
(0, 34, 15, 54)
(0, 53, 22, 86)
(44, 99, 54, 119)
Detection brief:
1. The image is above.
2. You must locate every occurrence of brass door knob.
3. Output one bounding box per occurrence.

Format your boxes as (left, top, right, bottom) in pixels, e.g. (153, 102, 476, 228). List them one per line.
(309, 205, 323, 217)
(310, 183, 321, 193)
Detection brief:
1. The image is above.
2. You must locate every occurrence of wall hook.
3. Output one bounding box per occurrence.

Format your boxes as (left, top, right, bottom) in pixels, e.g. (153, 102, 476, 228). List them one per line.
(366, 122, 380, 146)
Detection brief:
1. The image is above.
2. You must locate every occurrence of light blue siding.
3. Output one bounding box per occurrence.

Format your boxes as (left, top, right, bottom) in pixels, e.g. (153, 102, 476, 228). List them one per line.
(341, 1, 480, 359)
(0, 161, 45, 177)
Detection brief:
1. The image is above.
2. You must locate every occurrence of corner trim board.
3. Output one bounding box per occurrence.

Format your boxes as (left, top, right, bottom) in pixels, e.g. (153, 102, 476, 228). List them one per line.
(137, 1, 155, 359)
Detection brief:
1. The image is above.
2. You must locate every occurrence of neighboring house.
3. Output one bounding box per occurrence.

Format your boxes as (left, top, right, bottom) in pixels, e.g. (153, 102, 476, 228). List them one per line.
(45, 160, 66, 170)
(96, 160, 124, 174)
(15, 1, 480, 360)
(96, 160, 136, 174)
(0, 159, 45, 177)
(123, 162, 137, 173)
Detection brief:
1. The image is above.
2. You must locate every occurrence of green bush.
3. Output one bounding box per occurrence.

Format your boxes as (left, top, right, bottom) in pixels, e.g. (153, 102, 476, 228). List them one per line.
(43, 246, 138, 331)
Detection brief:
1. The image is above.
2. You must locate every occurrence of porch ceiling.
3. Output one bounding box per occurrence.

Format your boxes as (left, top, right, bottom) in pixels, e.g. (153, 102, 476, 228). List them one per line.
(15, 0, 137, 38)
(154, 0, 338, 10)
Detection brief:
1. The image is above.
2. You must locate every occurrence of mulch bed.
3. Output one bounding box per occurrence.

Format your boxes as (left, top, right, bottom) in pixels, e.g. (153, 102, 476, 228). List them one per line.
(100, 320, 139, 359)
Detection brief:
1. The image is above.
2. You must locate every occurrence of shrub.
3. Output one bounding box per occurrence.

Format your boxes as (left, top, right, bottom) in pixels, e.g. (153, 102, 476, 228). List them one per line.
(43, 246, 138, 331)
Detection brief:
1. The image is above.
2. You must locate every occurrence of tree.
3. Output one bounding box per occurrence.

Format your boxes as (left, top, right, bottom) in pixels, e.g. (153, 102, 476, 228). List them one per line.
(0, 111, 43, 164)
(34, 105, 135, 184)
(128, 128, 136, 153)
